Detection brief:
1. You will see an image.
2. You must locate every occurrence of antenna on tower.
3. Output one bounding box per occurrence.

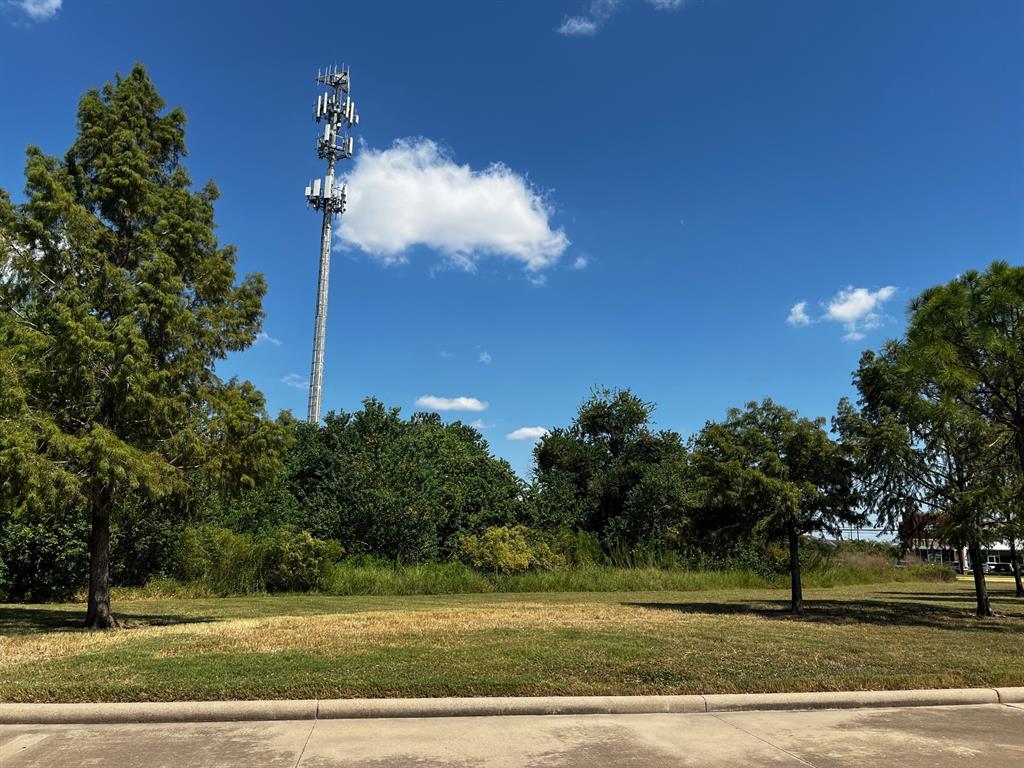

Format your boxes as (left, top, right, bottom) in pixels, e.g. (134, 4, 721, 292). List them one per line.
(303, 64, 359, 424)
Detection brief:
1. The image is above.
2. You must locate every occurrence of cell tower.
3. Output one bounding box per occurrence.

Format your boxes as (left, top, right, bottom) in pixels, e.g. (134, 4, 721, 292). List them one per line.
(304, 65, 359, 423)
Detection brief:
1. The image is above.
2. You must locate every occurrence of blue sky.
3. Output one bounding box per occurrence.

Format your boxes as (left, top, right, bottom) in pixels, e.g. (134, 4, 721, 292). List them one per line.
(2, 0, 1022, 476)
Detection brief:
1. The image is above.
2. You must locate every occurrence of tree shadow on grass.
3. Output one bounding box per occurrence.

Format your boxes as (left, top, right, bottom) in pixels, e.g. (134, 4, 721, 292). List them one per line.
(0, 606, 216, 635)
(624, 599, 1024, 634)
(877, 590, 1023, 602)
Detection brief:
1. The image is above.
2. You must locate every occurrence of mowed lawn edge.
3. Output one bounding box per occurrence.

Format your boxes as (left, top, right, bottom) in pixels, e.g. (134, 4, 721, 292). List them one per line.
(2, 581, 1022, 703)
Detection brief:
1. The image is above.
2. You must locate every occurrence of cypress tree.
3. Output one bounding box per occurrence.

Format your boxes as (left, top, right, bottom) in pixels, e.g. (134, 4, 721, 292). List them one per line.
(0, 65, 288, 628)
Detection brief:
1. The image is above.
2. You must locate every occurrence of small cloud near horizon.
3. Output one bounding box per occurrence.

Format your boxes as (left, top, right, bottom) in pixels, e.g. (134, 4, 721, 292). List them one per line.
(507, 426, 550, 441)
(255, 331, 282, 346)
(415, 395, 488, 412)
(281, 373, 309, 390)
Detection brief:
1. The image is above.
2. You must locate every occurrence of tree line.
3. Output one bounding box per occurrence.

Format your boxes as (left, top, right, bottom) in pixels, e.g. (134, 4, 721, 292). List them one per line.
(1, 66, 1022, 627)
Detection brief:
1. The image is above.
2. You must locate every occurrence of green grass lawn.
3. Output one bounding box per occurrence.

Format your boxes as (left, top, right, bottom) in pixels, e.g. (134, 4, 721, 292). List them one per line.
(2, 580, 1022, 703)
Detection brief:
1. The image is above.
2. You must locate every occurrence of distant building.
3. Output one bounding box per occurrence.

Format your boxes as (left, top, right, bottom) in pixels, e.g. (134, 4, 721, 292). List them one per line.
(897, 511, 1020, 572)
(906, 538, 1019, 571)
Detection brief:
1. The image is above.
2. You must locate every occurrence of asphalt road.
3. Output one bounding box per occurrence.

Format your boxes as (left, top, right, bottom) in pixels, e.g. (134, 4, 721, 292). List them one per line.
(2, 703, 1022, 767)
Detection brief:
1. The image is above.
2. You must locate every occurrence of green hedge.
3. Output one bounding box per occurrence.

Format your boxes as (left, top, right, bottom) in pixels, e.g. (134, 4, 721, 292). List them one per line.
(456, 525, 567, 574)
(172, 525, 343, 594)
(0, 514, 90, 601)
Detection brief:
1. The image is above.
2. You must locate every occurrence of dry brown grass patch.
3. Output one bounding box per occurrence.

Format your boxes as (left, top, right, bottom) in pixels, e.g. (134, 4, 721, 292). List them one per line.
(150, 601, 701, 656)
(1, 600, 705, 666)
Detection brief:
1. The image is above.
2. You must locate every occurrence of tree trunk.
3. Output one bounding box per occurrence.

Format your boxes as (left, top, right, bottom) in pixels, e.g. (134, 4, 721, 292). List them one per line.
(1010, 538, 1024, 599)
(84, 490, 118, 630)
(787, 523, 803, 616)
(968, 541, 993, 618)
(1016, 430, 1024, 494)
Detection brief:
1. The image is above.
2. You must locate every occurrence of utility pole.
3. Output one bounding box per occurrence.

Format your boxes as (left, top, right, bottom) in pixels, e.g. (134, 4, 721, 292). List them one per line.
(304, 65, 359, 423)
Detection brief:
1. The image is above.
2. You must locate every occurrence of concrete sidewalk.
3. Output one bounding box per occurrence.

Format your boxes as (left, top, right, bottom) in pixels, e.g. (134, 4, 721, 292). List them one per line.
(2, 703, 1022, 767)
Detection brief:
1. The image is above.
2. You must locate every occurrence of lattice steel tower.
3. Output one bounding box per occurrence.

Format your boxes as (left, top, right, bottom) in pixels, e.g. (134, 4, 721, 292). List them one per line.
(304, 65, 359, 423)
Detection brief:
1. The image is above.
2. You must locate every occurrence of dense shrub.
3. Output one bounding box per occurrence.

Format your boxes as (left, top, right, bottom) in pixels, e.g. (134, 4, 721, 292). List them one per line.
(262, 528, 343, 592)
(457, 525, 566, 574)
(668, 538, 790, 578)
(0, 513, 90, 601)
(831, 539, 901, 560)
(809, 551, 954, 586)
(532, 389, 691, 547)
(171, 525, 342, 594)
(173, 526, 262, 594)
(545, 529, 604, 566)
(197, 477, 300, 535)
(603, 539, 681, 569)
(283, 401, 526, 562)
(110, 497, 190, 587)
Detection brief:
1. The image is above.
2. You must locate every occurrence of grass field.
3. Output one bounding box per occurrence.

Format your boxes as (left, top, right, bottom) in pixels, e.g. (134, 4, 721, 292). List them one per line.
(2, 580, 1022, 703)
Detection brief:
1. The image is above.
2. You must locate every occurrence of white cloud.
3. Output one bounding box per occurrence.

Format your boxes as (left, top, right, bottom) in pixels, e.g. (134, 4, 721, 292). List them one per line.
(787, 301, 811, 327)
(469, 419, 488, 430)
(440, 350, 456, 359)
(557, 0, 619, 35)
(415, 395, 488, 412)
(782, 286, 897, 339)
(557, 0, 685, 36)
(558, 16, 600, 35)
(507, 426, 550, 441)
(789, 286, 898, 341)
(571, 255, 589, 270)
(337, 138, 568, 273)
(825, 286, 897, 324)
(281, 373, 309, 390)
(826, 286, 897, 340)
(479, 350, 492, 365)
(255, 331, 281, 346)
(11, 0, 61, 20)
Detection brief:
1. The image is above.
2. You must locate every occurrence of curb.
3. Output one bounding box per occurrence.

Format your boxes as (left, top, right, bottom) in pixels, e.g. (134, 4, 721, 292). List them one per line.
(997, 687, 1024, 704)
(1, 688, 1021, 725)
(0, 699, 317, 725)
(702, 688, 1000, 712)
(317, 695, 707, 720)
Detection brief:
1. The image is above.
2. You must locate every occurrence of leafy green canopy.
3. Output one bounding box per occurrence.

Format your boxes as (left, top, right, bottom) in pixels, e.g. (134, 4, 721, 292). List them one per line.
(690, 399, 859, 542)
(531, 388, 690, 545)
(835, 264, 1024, 615)
(688, 398, 859, 614)
(905, 262, 1024, 493)
(836, 344, 1003, 551)
(0, 66, 287, 545)
(280, 399, 525, 562)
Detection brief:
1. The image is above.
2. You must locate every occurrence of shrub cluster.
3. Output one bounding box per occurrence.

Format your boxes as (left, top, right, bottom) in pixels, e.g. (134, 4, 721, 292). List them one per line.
(0, 513, 90, 601)
(456, 525, 566, 574)
(171, 525, 342, 594)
